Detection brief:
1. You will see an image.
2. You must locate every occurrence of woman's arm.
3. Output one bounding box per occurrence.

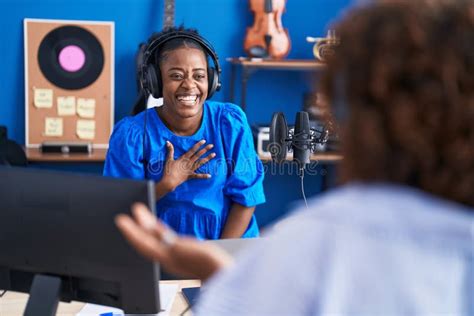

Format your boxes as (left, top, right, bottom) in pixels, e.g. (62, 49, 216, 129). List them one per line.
(220, 203, 256, 238)
(116, 203, 233, 281)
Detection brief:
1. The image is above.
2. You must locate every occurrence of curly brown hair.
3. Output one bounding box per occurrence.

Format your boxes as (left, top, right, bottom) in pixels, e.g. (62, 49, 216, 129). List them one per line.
(320, 0, 474, 207)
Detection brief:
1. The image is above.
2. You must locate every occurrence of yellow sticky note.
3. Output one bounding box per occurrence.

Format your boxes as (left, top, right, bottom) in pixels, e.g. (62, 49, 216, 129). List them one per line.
(77, 98, 96, 118)
(44, 117, 63, 137)
(34, 88, 53, 108)
(76, 120, 95, 140)
(57, 96, 76, 116)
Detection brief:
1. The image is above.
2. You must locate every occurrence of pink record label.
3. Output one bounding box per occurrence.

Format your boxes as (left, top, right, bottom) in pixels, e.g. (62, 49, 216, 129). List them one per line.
(58, 45, 85, 72)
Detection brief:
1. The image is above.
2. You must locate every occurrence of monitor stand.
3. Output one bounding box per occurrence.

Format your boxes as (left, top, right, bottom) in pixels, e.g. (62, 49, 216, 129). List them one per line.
(24, 274, 62, 316)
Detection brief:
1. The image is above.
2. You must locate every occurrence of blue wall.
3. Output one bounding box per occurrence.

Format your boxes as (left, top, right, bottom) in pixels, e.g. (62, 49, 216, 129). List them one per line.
(0, 0, 351, 227)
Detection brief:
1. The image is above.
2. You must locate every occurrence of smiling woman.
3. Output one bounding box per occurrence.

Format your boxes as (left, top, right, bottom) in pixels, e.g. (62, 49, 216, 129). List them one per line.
(104, 27, 266, 240)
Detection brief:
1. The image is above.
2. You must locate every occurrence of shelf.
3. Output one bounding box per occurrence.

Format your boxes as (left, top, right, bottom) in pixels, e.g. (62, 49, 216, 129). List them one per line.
(26, 148, 107, 162)
(227, 57, 325, 110)
(259, 152, 342, 163)
(227, 57, 326, 71)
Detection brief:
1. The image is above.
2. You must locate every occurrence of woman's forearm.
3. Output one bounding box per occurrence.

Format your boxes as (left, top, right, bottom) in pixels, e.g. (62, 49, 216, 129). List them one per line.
(220, 203, 255, 239)
(154, 179, 175, 200)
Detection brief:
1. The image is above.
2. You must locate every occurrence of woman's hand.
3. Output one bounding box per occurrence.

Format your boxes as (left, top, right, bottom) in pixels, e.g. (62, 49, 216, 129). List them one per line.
(115, 203, 233, 281)
(160, 140, 216, 192)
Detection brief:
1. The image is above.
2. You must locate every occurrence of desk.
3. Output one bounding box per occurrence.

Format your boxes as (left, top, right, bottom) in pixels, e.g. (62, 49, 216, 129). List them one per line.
(25, 148, 107, 163)
(227, 58, 325, 110)
(258, 152, 342, 163)
(0, 279, 200, 316)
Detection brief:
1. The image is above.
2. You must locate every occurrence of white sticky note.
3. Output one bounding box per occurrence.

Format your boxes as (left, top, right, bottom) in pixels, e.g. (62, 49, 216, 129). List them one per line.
(77, 98, 96, 118)
(76, 119, 95, 140)
(57, 96, 76, 116)
(44, 117, 63, 137)
(34, 88, 53, 108)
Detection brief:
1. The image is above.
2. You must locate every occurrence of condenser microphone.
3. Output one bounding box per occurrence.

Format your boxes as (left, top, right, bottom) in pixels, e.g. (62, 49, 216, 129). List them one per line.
(292, 111, 311, 171)
(269, 112, 288, 163)
(269, 111, 329, 167)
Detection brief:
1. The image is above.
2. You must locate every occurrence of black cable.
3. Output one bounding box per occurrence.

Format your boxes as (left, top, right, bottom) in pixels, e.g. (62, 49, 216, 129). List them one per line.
(0, 290, 7, 297)
(142, 107, 149, 179)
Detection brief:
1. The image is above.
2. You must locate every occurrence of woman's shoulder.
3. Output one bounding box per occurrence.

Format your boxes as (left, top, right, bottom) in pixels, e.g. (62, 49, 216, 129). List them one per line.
(206, 101, 247, 124)
(111, 110, 151, 139)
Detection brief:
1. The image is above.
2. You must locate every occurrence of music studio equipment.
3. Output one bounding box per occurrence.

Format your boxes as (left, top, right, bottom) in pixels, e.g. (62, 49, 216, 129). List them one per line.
(244, 0, 291, 59)
(306, 29, 339, 62)
(269, 111, 328, 172)
(40, 142, 92, 154)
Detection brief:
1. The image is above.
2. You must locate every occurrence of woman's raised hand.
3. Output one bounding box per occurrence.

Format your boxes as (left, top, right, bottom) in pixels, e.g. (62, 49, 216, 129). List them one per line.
(161, 139, 216, 192)
(115, 203, 233, 281)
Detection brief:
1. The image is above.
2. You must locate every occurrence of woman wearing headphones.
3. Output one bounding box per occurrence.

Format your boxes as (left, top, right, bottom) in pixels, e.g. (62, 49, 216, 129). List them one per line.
(104, 26, 265, 240)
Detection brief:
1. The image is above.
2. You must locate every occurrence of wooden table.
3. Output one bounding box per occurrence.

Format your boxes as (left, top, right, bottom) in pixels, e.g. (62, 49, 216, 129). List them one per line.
(258, 152, 342, 163)
(0, 280, 200, 316)
(25, 148, 107, 162)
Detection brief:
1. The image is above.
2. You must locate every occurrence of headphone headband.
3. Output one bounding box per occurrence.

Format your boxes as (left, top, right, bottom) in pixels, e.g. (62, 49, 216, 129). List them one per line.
(143, 31, 220, 73)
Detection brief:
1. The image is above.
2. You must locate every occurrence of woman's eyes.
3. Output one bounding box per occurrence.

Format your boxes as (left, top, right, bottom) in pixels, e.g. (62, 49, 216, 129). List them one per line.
(194, 73, 206, 80)
(170, 73, 184, 80)
(169, 73, 206, 81)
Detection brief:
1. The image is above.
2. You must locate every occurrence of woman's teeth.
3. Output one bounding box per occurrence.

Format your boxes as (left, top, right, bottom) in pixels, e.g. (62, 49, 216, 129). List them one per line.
(177, 95, 198, 105)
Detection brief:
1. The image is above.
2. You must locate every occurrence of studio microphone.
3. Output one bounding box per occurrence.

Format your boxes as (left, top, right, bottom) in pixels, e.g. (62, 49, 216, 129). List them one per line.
(269, 111, 328, 208)
(292, 112, 311, 172)
(270, 111, 329, 169)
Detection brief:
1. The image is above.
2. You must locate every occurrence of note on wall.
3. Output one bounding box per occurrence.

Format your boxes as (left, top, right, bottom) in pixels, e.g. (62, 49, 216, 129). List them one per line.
(77, 98, 96, 118)
(44, 117, 63, 137)
(76, 120, 95, 140)
(34, 88, 53, 108)
(57, 96, 76, 116)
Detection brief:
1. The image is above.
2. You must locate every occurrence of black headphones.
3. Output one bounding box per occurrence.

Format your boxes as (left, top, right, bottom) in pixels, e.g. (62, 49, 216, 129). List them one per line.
(140, 30, 222, 99)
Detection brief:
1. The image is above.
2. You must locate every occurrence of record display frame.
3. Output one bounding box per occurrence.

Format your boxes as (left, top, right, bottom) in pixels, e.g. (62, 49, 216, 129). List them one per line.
(24, 18, 114, 149)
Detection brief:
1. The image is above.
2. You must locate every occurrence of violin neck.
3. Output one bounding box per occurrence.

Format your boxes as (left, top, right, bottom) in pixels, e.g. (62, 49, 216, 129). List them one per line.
(163, 0, 175, 29)
(264, 0, 273, 13)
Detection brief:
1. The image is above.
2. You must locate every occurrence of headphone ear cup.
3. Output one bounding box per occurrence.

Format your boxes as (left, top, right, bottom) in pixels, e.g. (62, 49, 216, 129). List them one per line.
(207, 67, 219, 99)
(146, 64, 162, 99)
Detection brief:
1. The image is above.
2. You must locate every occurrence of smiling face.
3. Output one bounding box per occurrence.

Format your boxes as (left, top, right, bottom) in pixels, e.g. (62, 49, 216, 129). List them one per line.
(159, 47, 209, 121)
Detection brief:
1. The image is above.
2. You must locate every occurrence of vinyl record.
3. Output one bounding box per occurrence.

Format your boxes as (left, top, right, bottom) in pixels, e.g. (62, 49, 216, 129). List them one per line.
(38, 25, 104, 90)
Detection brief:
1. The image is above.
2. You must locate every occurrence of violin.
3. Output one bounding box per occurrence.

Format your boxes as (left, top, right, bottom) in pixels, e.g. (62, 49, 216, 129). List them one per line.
(244, 0, 291, 59)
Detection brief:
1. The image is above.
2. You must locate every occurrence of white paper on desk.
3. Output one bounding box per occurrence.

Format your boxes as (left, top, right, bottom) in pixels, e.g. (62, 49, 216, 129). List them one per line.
(76, 283, 178, 316)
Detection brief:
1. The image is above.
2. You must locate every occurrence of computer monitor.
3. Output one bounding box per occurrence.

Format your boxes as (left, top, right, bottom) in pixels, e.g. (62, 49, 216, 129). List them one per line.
(0, 166, 160, 315)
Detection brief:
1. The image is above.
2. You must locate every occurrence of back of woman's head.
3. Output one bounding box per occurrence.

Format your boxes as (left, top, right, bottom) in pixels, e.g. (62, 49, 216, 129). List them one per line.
(321, 0, 474, 206)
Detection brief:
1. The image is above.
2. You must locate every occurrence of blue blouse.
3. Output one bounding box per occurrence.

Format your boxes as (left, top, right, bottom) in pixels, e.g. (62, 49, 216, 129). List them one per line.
(103, 101, 265, 239)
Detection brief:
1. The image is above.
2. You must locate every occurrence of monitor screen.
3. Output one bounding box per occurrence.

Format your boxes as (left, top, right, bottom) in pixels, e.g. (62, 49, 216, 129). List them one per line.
(0, 166, 160, 314)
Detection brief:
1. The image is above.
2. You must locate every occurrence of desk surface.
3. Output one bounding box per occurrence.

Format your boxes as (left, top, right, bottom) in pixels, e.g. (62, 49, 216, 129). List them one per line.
(26, 148, 107, 162)
(0, 279, 200, 316)
(259, 151, 342, 163)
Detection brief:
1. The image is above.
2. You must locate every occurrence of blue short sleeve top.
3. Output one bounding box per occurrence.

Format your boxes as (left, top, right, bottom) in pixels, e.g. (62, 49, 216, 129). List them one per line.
(104, 101, 265, 239)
